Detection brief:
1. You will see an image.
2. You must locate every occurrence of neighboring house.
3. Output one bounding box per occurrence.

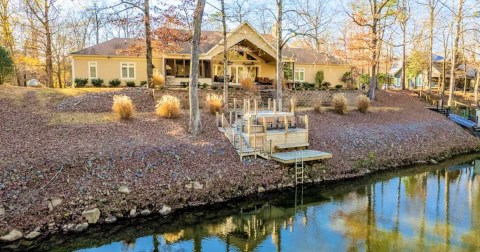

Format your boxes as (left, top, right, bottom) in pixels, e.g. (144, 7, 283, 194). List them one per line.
(70, 23, 350, 87)
(389, 54, 476, 90)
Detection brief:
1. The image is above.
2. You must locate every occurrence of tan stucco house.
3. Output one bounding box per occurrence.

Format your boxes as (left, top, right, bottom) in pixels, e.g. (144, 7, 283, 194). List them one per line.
(70, 23, 350, 87)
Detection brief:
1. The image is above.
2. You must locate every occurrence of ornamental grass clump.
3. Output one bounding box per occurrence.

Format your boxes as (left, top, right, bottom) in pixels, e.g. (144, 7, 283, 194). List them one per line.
(332, 93, 348, 115)
(153, 74, 165, 89)
(356, 94, 370, 113)
(206, 93, 223, 115)
(240, 78, 256, 91)
(156, 95, 181, 119)
(112, 95, 135, 120)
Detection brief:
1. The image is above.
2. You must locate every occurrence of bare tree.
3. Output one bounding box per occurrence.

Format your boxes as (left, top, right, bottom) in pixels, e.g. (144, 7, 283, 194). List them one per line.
(221, 0, 228, 110)
(345, 0, 395, 100)
(275, 0, 284, 108)
(447, 0, 465, 106)
(25, 0, 58, 88)
(226, 0, 251, 24)
(189, 0, 206, 136)
(398, 0, 409, 90)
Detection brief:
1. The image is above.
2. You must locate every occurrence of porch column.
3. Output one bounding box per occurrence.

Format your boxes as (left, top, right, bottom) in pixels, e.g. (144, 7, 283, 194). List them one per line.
(292, 62, 295, 87)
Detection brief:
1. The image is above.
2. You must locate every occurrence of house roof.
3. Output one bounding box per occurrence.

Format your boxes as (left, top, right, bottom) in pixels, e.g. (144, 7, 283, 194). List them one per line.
(71, 23, 347, 65)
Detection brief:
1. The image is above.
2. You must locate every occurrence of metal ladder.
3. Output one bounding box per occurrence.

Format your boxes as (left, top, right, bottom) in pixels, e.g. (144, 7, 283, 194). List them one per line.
(295, 150, 304, 185)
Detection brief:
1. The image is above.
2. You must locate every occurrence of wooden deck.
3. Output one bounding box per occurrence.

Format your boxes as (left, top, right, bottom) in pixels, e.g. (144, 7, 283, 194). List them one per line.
(270, 150, 332, 164)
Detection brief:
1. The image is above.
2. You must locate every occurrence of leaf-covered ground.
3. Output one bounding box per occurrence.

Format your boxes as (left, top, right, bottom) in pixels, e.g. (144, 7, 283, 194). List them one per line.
(0, 86, 478, 239)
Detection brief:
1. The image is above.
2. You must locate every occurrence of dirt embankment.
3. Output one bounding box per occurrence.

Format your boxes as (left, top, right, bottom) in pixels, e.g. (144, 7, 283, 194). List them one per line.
(0, 86, 478, 243)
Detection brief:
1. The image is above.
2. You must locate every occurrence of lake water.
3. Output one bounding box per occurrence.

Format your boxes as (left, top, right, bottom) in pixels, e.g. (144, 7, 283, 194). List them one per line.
(11, 154, 480, 251)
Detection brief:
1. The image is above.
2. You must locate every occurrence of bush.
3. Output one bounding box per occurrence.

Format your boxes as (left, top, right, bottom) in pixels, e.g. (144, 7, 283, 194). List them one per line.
(313, 100, 322, 113)
(91, 78, 104, 87)
(315, 71, 324, 87)
(112, 95, 134, 120)
(109, 79, 121, 87)
(332, 93, 347, 115)
(140, 80, 147, 86)
(206, 93, 223, 115)
(153, 74, 165, 88)
(356, 94, 370, 113)
(240, 78, 256, 91)
(74, 78, 88, 87)
(212, 85, 218, 90)
(322, 82, 331, 88)
(0, 46, 14, 85)
(201, 83, 207, 89)
(156, 95, 181, 119)
(335, 84, 343, 89)
(126, 81, 135, 87)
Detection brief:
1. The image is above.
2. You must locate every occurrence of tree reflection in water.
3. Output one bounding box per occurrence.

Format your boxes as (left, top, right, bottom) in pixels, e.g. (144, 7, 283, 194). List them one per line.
(53, 158, 480, 251)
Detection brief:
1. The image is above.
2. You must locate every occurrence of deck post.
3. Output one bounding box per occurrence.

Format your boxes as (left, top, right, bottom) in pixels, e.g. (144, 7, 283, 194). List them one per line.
(305, 115, 309, 142)
(254, 99, 258, 114)
(270, 140, 273, 156)
(254, 134, 257, 158)
(263, 116, 267, 133)
(290, 99, 294, 113)
(268, 98, 271, 110)
(273, 99, 277, 115)
(233, 98, 237, 112)
(229, 111, 233, 125)
(247, 99, 251, 113)
(221, 113, 225, 128)
(216, 112, 219, 127)
(248, 117, 251, 135)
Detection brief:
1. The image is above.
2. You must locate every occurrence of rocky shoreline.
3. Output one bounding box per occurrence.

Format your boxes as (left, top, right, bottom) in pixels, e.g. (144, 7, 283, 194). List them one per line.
(0, 87, 479, 246)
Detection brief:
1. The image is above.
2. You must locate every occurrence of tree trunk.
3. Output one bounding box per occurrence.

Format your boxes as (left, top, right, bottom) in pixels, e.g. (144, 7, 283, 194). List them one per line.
(447, 0, 464, 107)
(427, 2, 434, 93)
(368, 16, 378, 100)
(144, 0, 153, 88)
(44, 1, 53, 88)
(189, 0, 206, 136)
(474, 71, 479, 107)
(221, 0, 228, 111)
(401, 23, 406, 90)
(276, 0, 283, 109)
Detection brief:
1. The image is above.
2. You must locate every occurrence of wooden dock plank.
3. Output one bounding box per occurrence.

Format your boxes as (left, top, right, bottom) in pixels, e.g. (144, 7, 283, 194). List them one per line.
(270, 150, 332, 164)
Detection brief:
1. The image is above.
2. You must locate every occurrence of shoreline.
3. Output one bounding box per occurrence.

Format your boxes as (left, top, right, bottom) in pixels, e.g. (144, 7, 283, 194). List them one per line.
(1, 87, 479, 246)
(3, 149, 480, 251)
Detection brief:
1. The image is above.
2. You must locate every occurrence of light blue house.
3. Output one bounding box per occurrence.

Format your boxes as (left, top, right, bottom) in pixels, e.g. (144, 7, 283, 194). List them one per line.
(389, 54, 445, 89)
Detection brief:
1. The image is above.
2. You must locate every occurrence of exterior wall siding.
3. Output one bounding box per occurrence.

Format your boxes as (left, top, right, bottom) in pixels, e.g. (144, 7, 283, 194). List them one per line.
(295, 64, 351, 85)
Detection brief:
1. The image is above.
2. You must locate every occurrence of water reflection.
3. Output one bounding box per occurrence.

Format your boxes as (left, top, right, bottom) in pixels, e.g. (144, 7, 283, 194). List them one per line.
(72, 159, 480, 251)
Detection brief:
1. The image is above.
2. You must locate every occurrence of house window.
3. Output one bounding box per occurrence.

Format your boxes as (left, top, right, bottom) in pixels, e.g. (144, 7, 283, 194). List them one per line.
(88, 62, 97, 79)
(121, 62, 135, 79)
(295, 68, 305, 82)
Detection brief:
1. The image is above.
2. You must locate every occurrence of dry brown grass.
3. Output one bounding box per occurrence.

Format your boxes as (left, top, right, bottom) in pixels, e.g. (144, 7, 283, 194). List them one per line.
(206, 93, 223, 114)
(112, 95, 135, 120)
(240, 78, 256, 91)
(153, 74, 165, 88)
(356, 94, 370, 113)
(156, 95, 181, 118)
(332, 93, 348, 115)
(313, 100, 322, 113)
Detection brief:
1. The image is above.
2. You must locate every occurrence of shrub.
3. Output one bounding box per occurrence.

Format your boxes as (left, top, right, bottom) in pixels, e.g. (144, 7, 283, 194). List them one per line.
(335, 84, 343, 89)
(201, 83, 207, 89)
(126, 81, 135, 87)
(156, 95, 181, 119)
(180, 82, 188, 88)
(109, 79, 121, 87)
(112, 95, 134, 120)
(140, 80, 147, 86)
(91, 78, 104, 87)
(315, 71, 324, 87)
(0, 46, 14, 85)
(153, 74, 165, 88)
(313, 100, 322, 113)
(358, 74, 370, 86)
(322, 82, 331, 88)
(206, 93, 223, 115)
(240, 78, 256, 91)
(332, 93, 347, 115)
(74, 78, 88, 87)
(356, 94, 370, 113)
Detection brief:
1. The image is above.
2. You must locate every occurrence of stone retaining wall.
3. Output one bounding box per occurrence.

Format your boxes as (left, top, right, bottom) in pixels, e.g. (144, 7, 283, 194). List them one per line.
(283, 90, 363, 107)
(155, 88, 363, 109)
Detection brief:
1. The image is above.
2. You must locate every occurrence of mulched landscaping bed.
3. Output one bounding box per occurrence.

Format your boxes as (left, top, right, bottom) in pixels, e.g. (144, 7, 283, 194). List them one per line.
(0, 86, 478, 242)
